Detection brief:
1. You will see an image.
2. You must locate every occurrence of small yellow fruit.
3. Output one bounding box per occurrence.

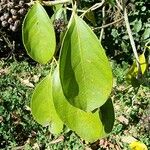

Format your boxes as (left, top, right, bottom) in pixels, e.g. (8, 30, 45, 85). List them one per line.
(129, 141, 148, 150)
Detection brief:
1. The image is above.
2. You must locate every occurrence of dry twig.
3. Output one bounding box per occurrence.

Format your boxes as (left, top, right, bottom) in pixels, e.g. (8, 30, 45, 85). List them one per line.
(115, 0, 141, 78)
(80, 0, 105, 18)
(27, 0, 71, 6)
(99, 6, 105, 41)
(93, 17, 123, 30)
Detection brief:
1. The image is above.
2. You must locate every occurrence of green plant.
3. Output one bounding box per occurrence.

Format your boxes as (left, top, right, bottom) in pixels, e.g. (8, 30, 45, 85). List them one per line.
(22, 1, 114, 143)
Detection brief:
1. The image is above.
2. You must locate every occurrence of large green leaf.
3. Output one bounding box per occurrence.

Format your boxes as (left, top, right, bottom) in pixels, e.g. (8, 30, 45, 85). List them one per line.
(31, 74, 63, 134)
(59, 14, 113, 111)
(52, 67, 114, 142)
(22, 2, 56, 64)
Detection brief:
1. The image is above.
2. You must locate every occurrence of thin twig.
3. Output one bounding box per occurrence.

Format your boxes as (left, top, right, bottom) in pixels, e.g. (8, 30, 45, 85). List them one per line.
(93, 17, 123, 30)
(99, 6, 105, 41)
(12, 146, 25, 150)
(42, 0, 71, 6)
(66, 7, 85, 13)
(124, 7, 141, 78)
(80, 0, 105, 18)
(2, 34, 15, 59)
(115, 0, 141, 78)
(144, 40, 150, 53)
(27, 0, 71, 6)
(115, 0, 123, 10)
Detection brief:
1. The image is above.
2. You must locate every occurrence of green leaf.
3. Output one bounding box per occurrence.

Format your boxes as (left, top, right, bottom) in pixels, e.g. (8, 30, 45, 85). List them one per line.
(52, 66, 114, 142)
(54, 8, 67, 21)
(134, 19, 142, 33)
(106, 0, 115, 6)
(126, 53, 147, 87)
(100, 98, 114, 133)
(59, 14, 113, 111)
(22, 2, 56, 64)
(111, 29, 118, 38)
(31, 74, 63, 134)
(142, 28, 150, 40)
(85, 10, 96, 26)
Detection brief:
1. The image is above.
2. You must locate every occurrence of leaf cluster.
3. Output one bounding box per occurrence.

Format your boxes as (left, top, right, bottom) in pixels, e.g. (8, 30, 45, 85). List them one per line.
(22, 2, 114, 143)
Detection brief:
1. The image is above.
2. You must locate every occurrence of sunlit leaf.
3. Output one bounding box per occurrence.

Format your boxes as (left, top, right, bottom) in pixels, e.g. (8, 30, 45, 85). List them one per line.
(22, 2, 56, 64)
(52, 66, 114, 142)
(31, 74, 63, 134)
(126, 53, 147, 87)
(59, 14, 113, 111)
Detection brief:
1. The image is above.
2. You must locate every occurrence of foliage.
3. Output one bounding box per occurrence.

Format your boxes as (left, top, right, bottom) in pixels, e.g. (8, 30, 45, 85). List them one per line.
(22, 1, 114, 142)
(22, 3, 56, 64)
(0, 0, 149, 149)
(0, 60, 85, 149)
(111, 63, 150, 149)
(59, 14, 112, 111)
(0, 60, 49, 149)
(0, 59, 149, 149)
(53, 66, 114, 142)
(102, 0, 150, 60)
(31, 73, 63, 134)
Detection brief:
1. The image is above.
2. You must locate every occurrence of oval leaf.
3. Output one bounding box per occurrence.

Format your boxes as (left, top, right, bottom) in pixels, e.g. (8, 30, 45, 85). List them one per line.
(52, 67, 114, 142)
(22, 2, 56, 64)
(31, 74, 63, 134)
(59, 14, 113, 111)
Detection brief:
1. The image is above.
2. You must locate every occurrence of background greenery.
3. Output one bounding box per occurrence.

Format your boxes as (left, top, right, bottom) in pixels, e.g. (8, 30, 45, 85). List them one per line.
(0, 0, 150, 149)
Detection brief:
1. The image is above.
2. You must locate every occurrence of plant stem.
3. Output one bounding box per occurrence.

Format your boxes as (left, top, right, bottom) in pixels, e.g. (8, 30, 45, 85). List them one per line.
(124, 7, 141, 78)
(66, 7, 85, 13)
(27, 0, 71, 6)
(80, 0, 105, 18)
(42, 0, 71, 6)
(115, 0, 123, 10)
(93, 18, 123, 30)
(99, 6, 105, 42)
(116, 0, 141, 78)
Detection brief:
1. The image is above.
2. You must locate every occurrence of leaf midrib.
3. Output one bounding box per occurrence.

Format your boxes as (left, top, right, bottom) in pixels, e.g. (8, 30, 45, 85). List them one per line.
(75, 16, 89, 100)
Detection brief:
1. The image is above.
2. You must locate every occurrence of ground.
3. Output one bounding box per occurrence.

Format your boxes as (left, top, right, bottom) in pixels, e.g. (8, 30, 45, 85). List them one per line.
(0, 52, 149, 149)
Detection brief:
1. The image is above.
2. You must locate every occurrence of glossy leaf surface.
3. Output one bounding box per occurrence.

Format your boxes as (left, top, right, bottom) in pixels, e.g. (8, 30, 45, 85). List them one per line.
(60, 14, 113, 111)
(22, 2, 56, 64)
(52, 67, 114, 142)
(31, 74, 63, 134)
